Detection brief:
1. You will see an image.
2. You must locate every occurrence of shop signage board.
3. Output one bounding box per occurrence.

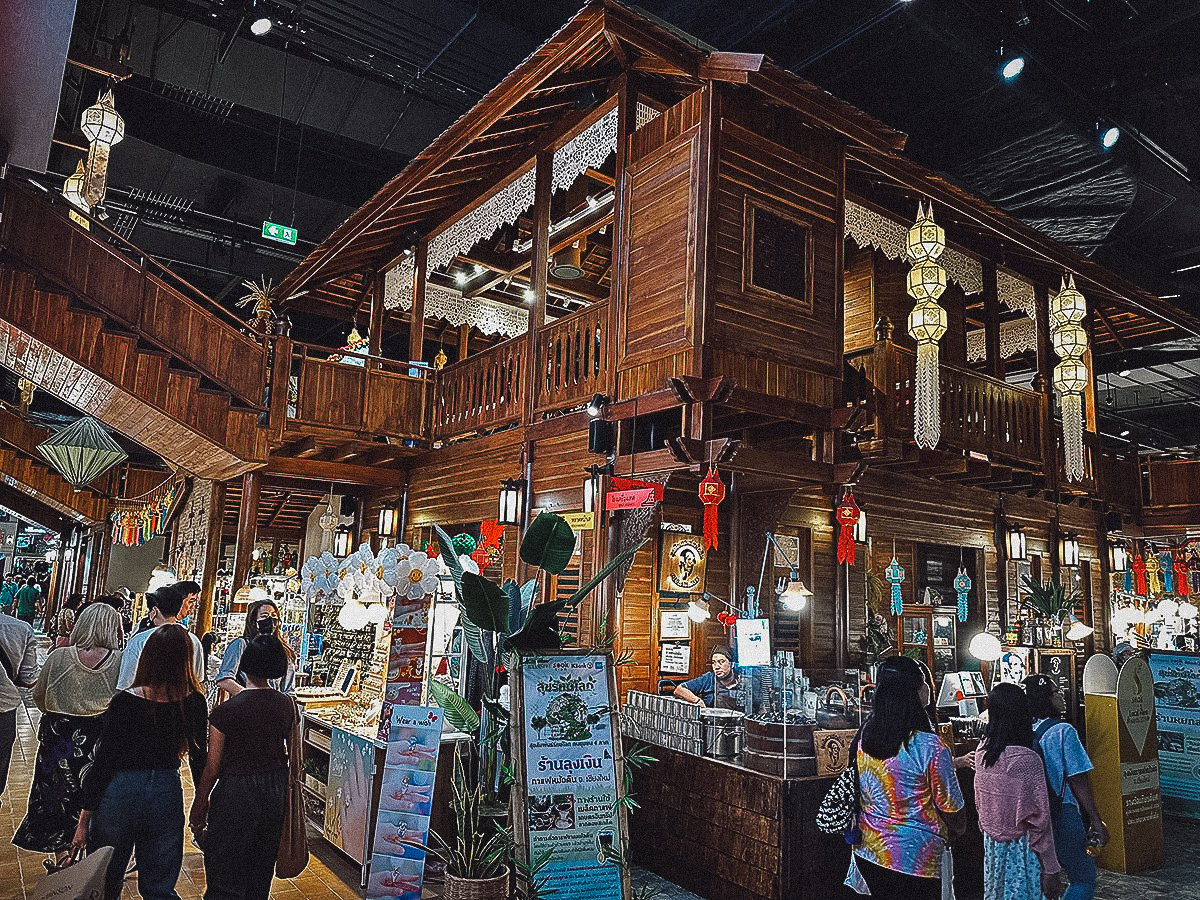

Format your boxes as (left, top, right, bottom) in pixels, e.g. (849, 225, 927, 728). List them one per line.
(324, 727, 377, 867)
(610, 476, 664, 501)
(605, 488, 654, 510)
(511, 652, 629, 900)
(377, 595, 431, 742)
(562, 512, 595, 531)
(1083, 654, 1164, 873)
(366, 704, 445, 900)
(1146, 650, 1200, 819)
(659, 642, 690, 674)
(735, 618, 772, 667)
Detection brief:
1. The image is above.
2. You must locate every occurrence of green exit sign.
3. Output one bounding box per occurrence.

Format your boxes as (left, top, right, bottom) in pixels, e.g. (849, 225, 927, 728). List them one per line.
(262, 220, 298, 245)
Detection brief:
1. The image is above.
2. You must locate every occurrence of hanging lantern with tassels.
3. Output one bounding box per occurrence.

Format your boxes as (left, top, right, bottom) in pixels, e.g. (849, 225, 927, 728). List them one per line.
(1176, 552, 1190, 598)
(905, 202, 948, 450)
(698, 467, 725, 551)
(835, 490, 861, 566)
(886, 555, 906, 616)
(1131, 551, 1147, 596)
(954, 568, 972, 623)
(1049, 275, 1089, 483)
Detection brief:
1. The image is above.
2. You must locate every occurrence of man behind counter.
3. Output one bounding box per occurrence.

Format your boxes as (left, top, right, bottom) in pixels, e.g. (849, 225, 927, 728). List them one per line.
(673, 644, 753, 710)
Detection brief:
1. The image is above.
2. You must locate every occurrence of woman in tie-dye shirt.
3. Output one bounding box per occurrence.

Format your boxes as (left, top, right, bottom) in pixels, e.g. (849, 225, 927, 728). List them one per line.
(851, 656, 964, 898)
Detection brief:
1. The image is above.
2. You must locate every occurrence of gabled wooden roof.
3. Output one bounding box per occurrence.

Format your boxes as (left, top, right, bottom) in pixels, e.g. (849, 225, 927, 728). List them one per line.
(277, 0, 905, 308)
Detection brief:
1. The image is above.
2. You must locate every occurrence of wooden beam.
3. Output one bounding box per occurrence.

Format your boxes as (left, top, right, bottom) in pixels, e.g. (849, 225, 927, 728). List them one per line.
(0, 481, 72, 531)
(982, 262, 1003, 380)
(264, 455, 406, 487)
(274, 436, 319, 458)
(232, 470, 261, 592)
(368, 271, 384, 357)
(265, 492, 293, 528)
(698, 52, 763, 84)
(409, 241, 428, 364)
(525, 150, 553, 423)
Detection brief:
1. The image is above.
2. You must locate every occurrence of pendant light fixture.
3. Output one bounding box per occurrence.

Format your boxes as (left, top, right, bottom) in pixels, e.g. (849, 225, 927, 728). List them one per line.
(37, 416, 128, 488)
(1006, 523, 1028, 561)
(333, 525, 353, 558)
(377, 505, 398, 545)
(498, 477, 526, 527)
(1058, 531, 1080, 568)
(1049, 275, 1089, 483)
(79, 89, 125, 211)
(905, 202, 948, 449)
(1109, 540, 1129, 573)
(582, 464, 607, 515)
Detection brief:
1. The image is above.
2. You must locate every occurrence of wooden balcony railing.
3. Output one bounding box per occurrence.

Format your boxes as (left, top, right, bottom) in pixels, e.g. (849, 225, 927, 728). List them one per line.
(535, 301, 609, 412)
(0, 179, 267, 409)
(434, 337, 527, 437)
(284, 340, 428, 441)
(847, 340, 1047, 468)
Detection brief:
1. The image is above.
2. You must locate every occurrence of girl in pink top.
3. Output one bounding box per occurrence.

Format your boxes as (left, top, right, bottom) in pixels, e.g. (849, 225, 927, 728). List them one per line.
(975, 683, 1063, 900)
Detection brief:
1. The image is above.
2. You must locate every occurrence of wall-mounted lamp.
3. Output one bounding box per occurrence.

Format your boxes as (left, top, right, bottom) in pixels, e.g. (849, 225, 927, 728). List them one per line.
(378, 506, 398, 542)
(1059, 532, 1080, 568)
(779, 574, 814, 612)
(1108, 540, 1129, 573)
(586, 393, 609, 418)
(333, 525, 353, 558)
(1065, 613, 1094, 642)
(687, 597, 711, 622)
(582, 464, 608, 515)
(498, 477, 526, 527)
(853, 509, 867, 544)
(1006, 523, 1027, 561)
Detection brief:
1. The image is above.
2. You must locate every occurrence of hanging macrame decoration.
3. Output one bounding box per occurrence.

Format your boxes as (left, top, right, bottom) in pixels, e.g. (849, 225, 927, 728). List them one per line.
(1176, 553, 1190, 598)
(954, 567, 972, 623)
(1049, 276, 1089, 483)
(885, 554, 905, 616)
(905, 202, 948, 450)
(698, 467, 726, 551)
(835, 490, 861, 566)
(1131, 552, 1147, 596)
(1146, 551, 1163, 596)
(1160, 551, 1175, 594)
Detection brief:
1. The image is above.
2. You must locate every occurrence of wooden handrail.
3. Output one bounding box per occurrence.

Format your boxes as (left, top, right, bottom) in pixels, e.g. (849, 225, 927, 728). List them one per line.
(289, 340, 432, 378)
(535, 301, 609, 412)
(435, 334, 528, 436)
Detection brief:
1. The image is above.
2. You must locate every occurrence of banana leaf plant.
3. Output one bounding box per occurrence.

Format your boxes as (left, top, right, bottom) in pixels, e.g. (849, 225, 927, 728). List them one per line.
(1020, 575, 1079, 623)
(427, 513, 646, 804)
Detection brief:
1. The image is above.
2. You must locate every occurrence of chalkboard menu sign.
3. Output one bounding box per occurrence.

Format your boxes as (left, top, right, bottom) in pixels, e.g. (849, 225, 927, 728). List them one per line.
(746, 200, 811, 308)
(1034, 648, 1077, 724)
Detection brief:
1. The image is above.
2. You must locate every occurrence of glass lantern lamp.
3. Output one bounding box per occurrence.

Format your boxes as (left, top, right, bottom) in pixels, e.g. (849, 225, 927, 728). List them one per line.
(498, 477, 525, 527)
(1006, 523, 1027, 561)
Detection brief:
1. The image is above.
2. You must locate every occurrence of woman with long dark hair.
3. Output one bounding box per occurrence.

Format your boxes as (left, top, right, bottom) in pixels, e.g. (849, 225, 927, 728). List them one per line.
(73, 625, 208, 900)
(215, 599, 296, 697)
(975, 682, 1063, 899)
(850, 655, 964, 898)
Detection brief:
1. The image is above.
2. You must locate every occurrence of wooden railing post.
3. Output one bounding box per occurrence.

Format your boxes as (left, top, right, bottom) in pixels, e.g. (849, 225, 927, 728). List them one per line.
(266, 333, 292, 438)
(873, 316, 895, 444)
(524, 150, 553, 425)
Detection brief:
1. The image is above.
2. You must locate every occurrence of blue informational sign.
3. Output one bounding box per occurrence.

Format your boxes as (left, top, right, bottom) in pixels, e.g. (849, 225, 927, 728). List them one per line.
(517, 654, 626, 900)
(1147, 651, 1200, 819)
(366, 705, 445, 900)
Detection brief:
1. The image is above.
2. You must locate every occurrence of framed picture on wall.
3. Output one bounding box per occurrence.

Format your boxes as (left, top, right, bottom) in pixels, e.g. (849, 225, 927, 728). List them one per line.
(657, 532, 707, 596)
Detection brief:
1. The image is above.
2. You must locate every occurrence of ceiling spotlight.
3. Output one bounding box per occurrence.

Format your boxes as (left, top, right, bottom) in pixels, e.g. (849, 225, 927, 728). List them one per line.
(524, 287, 536, 302)
(1100, 125, 1121, 149)
(1118, 369, 1131, 377)
(250, 16, 272, 35)
(1000, 54, 1025, 81)
(1120, 429, 1131, 437)
(455, 271, 467, 286)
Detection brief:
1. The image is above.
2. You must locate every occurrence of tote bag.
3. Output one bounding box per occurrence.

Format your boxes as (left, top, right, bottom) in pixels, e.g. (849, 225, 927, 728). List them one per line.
(29, 846, 113, 900)
(276, 700, 310, 878)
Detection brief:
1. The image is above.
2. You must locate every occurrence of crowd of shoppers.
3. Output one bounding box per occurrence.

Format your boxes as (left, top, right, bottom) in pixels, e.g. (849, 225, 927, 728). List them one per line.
(843, 655, 1109, 900)
(0, 579, 303, 900)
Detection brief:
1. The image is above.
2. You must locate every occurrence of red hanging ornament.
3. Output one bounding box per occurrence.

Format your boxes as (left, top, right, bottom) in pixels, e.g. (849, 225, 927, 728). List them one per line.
(1177, 553, 1190, 598)
(470, 547, 489, 571)
(835, 490, 861, 566)
(698, 467, 725, 551)
(1131, 552, 1147, 596)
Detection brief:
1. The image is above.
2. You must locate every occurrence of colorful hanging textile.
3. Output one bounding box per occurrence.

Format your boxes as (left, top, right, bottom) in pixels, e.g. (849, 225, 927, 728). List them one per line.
(1125, 569, 1133, 593)
(954, 568, 971, 623)
(1146, 552, 1163, 596)
(1131, 553, 1147, 596)
(886, 557, 905, 616)
(1176, 553, 1190, 598)
(110, 478, 180, 547)
(835, 490, 861, 566)
(697, 467, 725, 551)
(1160, 551, 1175, 594)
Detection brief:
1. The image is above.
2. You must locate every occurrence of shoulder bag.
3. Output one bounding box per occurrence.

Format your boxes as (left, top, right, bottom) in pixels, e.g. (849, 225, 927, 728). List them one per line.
(276, 699, 310, 878)
(816, 729, 862, 843)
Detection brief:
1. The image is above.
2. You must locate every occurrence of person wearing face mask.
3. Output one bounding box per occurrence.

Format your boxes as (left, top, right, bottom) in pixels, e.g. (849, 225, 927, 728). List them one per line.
(672, 645, 753, 710)
(216, 600, 296, 698)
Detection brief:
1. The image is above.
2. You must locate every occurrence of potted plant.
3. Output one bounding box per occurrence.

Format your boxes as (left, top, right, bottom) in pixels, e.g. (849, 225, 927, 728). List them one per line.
(1020, 576, 1078, 647)
(428, 745, 511, 900)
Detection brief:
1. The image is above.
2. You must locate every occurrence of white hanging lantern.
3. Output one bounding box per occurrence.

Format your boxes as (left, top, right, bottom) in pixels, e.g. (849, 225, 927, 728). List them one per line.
(1049, 276, 1090, 483)
(80, 90, 125, 147)
(36, 416, 128, 487)
(906, 203, 948, 450)
(62, 159, 90, 214)
(1049, 275, 1087, 327)
(1051, 323, 1088, 361)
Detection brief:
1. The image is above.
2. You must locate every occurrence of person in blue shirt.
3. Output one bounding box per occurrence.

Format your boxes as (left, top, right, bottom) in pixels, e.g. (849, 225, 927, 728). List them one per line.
(673, 644, 747, 709)
(1023, 674, 1109, 900)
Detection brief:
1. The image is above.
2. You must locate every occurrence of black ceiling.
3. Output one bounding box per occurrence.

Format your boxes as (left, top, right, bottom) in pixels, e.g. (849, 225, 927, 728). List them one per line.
(38, 0, 1200, 446)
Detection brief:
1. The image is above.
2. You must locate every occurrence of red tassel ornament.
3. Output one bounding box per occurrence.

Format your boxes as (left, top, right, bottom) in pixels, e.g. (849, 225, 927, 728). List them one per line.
(698, 467, 725, 551)
(1131, 552, 1147, 596)
(836, 490, 861, 566)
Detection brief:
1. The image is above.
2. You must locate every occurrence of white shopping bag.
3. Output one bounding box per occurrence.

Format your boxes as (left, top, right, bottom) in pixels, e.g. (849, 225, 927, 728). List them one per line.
(941, 844, 956, 900)
(844, 854, 871, 895)
(29, 846, 114, 900)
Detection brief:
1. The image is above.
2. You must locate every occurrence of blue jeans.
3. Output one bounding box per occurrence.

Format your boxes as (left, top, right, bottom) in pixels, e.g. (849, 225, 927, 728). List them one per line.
(90, 769, 185, 900)
(1055, 803, 1097, 900)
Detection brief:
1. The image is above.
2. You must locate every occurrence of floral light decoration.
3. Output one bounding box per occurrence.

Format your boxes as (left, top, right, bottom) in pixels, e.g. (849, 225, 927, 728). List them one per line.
(905, 202, 948, 449)
(1049, 275, 1089, 483)
(1146, 551, 1163, 596)
(1160, 550, 1175, 594)
(835, 490, 861, 566)
(1176, 552, 1190, 598)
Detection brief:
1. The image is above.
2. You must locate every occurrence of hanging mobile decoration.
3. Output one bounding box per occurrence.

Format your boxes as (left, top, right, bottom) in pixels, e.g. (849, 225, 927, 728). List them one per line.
(954, 550, 971, 623)
(1049, 276, 1089, 483)
(1160, 550, 1175, 594)
(1131, 551, 1147, 596)
(698, 467, 726, 551)
(1176, 552, 1190, 598)
(1145, 550, 1163, 596)
(835, 490, 861, 566)
(110, 478, 180, 547)
(885, 545, 905, 616)
(905, 202, 948, 450)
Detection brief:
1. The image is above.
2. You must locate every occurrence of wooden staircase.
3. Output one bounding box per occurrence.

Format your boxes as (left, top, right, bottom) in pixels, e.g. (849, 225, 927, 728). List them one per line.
(0, 179, 268, 479)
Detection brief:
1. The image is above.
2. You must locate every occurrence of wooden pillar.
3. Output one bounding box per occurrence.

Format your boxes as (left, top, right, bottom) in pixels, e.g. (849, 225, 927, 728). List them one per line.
(71, 528, 89, 596)
(232, 470, 261, 591)
(982, 262, 1003, 379)
(368, 272, 384, 359)
(93, 525, 112, 596)
(196, 479, 226, 637)
(608, 77, 634, 403)
(831, 493, 849, 670)
(457, 324, 470, 362)
(408, 242, 428, 364)
(524, 151, 553, 424)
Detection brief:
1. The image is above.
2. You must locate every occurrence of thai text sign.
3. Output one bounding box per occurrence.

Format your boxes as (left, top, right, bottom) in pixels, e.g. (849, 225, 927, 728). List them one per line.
(605, 488, 653, 510)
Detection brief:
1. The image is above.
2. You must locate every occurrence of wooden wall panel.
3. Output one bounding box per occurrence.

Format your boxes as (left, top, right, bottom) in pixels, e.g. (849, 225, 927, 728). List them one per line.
(844, 246, 876, 353)
(615, 349, 692, 400)
(404, 429, 524, 535)
(708, 119, 841, 380)
(629, 90, 703, 165)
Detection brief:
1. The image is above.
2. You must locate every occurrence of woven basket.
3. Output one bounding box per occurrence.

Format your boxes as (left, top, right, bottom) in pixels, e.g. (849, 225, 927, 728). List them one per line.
(444, 866, 509, 900)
